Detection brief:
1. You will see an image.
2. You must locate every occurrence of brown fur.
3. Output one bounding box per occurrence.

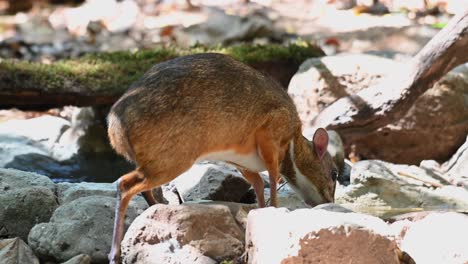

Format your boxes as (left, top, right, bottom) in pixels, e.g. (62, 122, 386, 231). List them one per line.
(107, 53, 337, 263)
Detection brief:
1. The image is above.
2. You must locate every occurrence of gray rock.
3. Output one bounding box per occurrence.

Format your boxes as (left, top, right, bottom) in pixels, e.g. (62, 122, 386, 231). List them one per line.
(61, 254, 92, 264)
(0, 168, 55, 192)
(172, 163, 252, 203)
(0, 115, 69, 150)
(0, 107, 133, 182)
(121, 204, 245, 263)
(28, 195, 147, 263)
(265, 183, 317, 209)
(0, 237, 40, 264)
(291, 54, 468, 164)
(174, 7, 280, 47)
(442, 135, 468, 187)
(336, 160, 468, 218)
(56, 182, 117, 204)
(314, 203, 354, 213)
(56, 181, 166, 205)
(0, 169, 58, 241)
(246, 207, 402, 264)
(326, 130, 345, 181)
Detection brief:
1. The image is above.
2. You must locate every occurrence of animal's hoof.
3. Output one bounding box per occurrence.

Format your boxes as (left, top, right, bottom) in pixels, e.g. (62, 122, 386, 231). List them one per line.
(108, 252, 120, 264)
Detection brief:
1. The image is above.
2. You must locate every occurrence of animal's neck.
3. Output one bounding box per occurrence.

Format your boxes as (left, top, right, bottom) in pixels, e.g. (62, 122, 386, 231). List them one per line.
(280, 132, 309, 185)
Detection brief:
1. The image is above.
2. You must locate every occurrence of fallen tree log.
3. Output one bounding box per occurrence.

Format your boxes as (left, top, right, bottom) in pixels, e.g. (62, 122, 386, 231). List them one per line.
(0, 43, 324, 109)
(311, 9, 468, 142)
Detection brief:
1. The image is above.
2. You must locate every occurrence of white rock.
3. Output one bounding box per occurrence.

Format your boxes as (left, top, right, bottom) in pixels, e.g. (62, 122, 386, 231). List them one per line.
(400, 213, 468, 264)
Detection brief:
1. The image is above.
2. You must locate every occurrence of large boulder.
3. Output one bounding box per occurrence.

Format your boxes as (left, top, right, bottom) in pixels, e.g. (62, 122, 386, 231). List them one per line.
(289, 54, 468, 164)
(336, 160, 468, 218)
(56, 181, 166, 205)
(28, 195, 147, 263)
(246, 207, 403, 264)
(172, 163, 252, 203)
(0, 169, 58, 241)
(392, 212, 468, 264)
(121, 204, 245, 263)
(0, 108, 133, 182)
(440, 135, 468, 188)
(0, 238, 40, 264)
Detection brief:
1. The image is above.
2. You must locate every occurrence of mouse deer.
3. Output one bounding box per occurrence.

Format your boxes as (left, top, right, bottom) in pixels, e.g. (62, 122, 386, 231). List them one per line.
(107, 53, 337, 263)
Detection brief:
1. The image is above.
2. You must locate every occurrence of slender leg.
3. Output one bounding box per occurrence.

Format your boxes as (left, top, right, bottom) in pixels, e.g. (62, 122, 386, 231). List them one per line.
(141, 190, 157, 206)
(255, 129, 281, 207)
(109, 169, 153, 264)
(240, 169, 265, 208)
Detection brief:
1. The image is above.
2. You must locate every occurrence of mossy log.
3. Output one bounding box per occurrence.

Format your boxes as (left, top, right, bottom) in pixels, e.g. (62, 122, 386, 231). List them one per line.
(0, 43, 324, 109)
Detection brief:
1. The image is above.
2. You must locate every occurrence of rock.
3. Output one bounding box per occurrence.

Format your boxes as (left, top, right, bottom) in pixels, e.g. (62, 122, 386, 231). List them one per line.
(194, 201, 257, 230)
(246, 207, 402, 264)
(0, 168, 56, 192)
(121, 204, 245, 263)
(28, 195, 147, 263)
(442, 135, 468, 187)
(56, 182, 118, 204)
(1, 107, 133, 182)
(56, 181, 166, 205)
(0, 169, 58, 241)
(290, 54, 468, 164)
(336, 160, 468, 218)
(62, 254, 92, 264)
(172, 163, 252, 203)
(325, 130, 345, 180)
(174, 7, 280, 47)
(122, 239, 216, 264)
(264, 185, 310, 209)
(0, 115, 69, 150)
(0, 116, 68, 168)
(0, 238, 40, 264)
(399, 213, 468, 264)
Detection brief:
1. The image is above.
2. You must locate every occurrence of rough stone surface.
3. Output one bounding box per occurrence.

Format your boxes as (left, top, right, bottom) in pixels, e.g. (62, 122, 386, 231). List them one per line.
(336, 160, 468, 218)
(56, 182, 117, 204)
(0, 168, 56, 192)
(61, 254, 92, 264)
(246, 207, 401, 264)
(0, 169, 58, 241)
(0, 237, 40, 264)
(399, 213, 468, 264)
(442, 135, 468, 187)
(264, 185, 310, 209)
(0, 108, 133, 182)
(28, 195, 147, 263)
(172, 163, 252, 203)
(122, 239, 217, 264)
(335, 160, 468, 217)
(174, 7, 280, 47)
(289, 54, 468, 164)
(326, 130, 345, 179)
(56, 181, 166, 205)
(121, 204, 245, 263)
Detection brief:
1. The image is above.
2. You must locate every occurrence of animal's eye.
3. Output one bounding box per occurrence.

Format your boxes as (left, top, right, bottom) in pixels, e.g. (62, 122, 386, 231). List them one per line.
(331, 169, 338, 181)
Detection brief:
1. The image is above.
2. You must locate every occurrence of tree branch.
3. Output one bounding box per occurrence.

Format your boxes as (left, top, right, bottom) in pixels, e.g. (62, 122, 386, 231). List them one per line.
(312, 8, 468, 141)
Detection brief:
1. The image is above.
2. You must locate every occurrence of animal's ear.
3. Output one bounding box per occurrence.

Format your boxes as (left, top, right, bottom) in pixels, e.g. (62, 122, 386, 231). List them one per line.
(313, 128, 329, 160)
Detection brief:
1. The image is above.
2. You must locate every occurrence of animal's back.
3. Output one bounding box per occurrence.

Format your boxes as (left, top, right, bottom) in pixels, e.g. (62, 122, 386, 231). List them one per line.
(108, 53, 300, 170)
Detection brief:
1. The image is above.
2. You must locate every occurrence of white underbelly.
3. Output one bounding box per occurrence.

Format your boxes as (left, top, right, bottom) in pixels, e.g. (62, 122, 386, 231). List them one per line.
(196, 149, 266, 172)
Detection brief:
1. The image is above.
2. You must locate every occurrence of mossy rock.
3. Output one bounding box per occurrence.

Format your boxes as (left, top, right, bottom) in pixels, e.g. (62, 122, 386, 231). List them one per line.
(0, 43, 324, 108)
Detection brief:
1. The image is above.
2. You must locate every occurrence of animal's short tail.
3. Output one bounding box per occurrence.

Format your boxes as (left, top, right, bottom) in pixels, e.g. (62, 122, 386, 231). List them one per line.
(107, 112, 136, 163)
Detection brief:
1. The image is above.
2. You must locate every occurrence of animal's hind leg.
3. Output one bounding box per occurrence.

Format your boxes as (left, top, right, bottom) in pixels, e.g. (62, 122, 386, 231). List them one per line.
(239, 169, 265, 208)
(141, 190, 157, 206)
(109, 168, 165, 264)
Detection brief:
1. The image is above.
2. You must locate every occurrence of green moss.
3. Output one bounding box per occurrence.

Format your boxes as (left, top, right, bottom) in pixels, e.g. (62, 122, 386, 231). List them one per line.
(0, 43, 323, 95)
